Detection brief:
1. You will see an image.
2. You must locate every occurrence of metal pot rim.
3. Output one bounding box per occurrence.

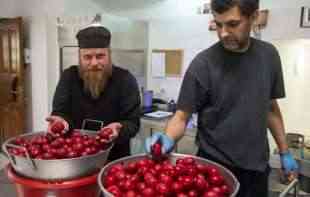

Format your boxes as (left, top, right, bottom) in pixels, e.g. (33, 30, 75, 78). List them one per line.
(2, 130, 113, 181)
(98, 153, 240, 197)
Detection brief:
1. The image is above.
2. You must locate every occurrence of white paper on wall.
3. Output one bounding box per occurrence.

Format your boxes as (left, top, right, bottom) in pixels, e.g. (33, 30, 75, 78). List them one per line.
(151, 52, 165, 78)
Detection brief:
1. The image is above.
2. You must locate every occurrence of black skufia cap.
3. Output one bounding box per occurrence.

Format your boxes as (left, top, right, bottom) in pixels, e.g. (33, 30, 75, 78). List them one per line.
(76, 26, 111, 48)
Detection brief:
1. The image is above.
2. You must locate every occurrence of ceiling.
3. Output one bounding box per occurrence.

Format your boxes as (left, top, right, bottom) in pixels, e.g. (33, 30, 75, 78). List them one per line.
(92, 0, 167, 12)
(90, 0, 303, 12)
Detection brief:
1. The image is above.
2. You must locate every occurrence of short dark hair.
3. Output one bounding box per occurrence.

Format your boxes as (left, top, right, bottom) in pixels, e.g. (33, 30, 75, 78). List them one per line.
(211, 0, 259, 17)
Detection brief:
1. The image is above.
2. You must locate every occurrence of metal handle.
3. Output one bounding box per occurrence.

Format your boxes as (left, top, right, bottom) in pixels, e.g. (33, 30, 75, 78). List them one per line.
(81, 119, 104, 131)
(2, 142, 36, 170)
(279, 179, 299, 197)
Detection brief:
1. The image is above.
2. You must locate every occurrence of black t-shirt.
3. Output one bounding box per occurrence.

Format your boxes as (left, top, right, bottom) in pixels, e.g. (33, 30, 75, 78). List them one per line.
(177, 38, 285, 171)
(51, 65, 141, 160)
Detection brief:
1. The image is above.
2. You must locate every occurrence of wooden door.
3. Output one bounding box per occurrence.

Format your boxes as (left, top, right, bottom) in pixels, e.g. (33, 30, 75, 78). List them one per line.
(0, 17, 25, 146)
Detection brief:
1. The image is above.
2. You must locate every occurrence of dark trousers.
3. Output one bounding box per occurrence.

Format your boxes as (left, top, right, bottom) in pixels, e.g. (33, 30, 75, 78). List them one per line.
(107, 140, 130, 161)
(197, 149, 270, 197)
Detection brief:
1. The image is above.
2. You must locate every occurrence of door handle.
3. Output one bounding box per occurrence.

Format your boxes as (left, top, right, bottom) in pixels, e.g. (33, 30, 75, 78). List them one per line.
(11, 88, 24, 102)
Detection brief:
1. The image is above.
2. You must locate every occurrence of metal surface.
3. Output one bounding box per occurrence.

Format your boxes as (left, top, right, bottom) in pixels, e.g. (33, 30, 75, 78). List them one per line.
(298, 157, 310, 194)
(269, 154, 310, 196)
(98, 153, 240, 197)
(299, 174, 310, 194)
(269, 167, 300, 197)
(279, 179, 299, 197)
(2, 130, 113, 181)
(286, 133, 304, 149)
(286, 133, 305, 159)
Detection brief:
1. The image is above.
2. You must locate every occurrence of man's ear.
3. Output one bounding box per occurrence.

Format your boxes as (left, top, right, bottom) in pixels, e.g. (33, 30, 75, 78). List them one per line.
(250, 10, 259, 31)
(251, 10, 259, 24)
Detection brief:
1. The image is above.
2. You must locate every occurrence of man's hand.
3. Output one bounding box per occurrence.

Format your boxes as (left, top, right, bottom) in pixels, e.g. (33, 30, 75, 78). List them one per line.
(145, 132, 175, 154)
(46, 115, 69, 134)
(280, 151, 299, 181)
(102, 122, 122, 141)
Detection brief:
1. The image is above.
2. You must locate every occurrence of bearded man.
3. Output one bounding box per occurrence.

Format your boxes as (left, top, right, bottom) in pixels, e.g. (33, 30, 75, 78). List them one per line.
(47, 25, 141, 161)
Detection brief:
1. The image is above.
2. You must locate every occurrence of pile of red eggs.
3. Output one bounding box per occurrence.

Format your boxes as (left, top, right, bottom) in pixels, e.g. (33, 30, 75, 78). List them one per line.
(103, 156, 231, 197)
(8, 122, 114, 160)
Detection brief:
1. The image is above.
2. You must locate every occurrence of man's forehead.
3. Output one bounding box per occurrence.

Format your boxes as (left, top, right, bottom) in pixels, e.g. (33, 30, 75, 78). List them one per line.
(213, 6, 243, 22)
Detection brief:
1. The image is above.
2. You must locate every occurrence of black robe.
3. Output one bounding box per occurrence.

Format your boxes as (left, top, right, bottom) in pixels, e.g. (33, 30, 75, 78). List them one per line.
(51, 65, 141, 160)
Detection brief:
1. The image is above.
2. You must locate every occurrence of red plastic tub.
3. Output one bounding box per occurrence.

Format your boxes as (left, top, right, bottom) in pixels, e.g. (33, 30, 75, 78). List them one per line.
(6, 165, 100, 197)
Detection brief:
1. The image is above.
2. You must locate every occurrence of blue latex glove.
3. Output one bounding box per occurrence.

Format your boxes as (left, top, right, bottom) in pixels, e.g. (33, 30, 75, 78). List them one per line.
(144, 132, 175, 154)
(280, 151, 298, 175)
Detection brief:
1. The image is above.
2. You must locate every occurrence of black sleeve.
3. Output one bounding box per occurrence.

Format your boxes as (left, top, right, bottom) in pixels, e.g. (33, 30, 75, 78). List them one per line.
(117, 72, 141, 142)
(51, 69, 73, 127)
(270, 48, 285, 99)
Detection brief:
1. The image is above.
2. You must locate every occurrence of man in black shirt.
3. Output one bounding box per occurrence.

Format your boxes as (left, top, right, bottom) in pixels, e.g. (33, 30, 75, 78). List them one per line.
(145, 0, 298, 196)
(47, 24, 140, 161)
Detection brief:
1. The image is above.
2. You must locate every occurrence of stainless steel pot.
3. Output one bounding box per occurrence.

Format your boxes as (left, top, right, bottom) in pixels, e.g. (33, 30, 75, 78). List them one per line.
(98, 153, 240, 197)
(2, 130, 113, 181)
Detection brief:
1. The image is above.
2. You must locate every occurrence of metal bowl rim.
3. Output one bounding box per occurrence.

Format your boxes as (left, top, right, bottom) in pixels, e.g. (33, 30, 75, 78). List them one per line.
(98, 153, 240, 196)
(2, 130, 113, 161)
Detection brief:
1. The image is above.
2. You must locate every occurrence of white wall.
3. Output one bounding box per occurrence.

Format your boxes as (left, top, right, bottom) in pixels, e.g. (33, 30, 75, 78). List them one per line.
(46, 16, 60, 115)
(27, 17, 49, 132)
(93, 0, 205, 20)
(274, 40, 310, 131)
(0, 0, 19, 17)
(93, 0, 310, 20)
(262, 8, 310, 41)
(64, 0, 105, 16)
(147, 15, 218, 100)
(260, 0, 310, 150)
(266, 39, 310, 152)
(260, 0, 310, 9)
(14, 0, 64, 132)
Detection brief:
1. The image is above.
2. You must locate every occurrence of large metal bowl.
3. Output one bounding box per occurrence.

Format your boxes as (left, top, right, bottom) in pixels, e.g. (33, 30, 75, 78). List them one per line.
(98, 153, 240, 197)
(2, 130, 113, 181)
